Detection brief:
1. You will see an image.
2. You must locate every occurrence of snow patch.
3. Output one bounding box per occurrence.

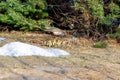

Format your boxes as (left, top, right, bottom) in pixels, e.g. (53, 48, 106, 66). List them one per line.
(0, 42, 70, 57)
(0, 37, 6, 41)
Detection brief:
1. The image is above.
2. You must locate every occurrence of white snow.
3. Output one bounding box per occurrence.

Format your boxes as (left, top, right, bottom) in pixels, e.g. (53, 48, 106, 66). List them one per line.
(0, 42, 70, 57)
(0, 37, 6, 41)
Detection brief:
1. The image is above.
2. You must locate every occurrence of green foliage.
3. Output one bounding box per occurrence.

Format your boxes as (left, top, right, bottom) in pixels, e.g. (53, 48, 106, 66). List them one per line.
(74, 0, 104, 18)
(100, 1, 120, 25)
(106, 34, 117, 39)
(74, 1, 87, 13)
(0, 0, 51, 31)
(71, 0, 120, 40)
(74, 0, 120, 26)
(87, 0, 104, 19)
(93, 41, 108, 48)
(106, 26, 120, 39)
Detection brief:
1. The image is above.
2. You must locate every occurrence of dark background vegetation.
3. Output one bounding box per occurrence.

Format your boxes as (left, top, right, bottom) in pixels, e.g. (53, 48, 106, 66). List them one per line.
(0, 0, 120, 41)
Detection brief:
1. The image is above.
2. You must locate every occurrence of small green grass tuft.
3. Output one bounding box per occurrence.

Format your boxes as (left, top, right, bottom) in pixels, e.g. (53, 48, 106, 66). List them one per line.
(93, 41, 108, 48)
(106, 34, 117, 39)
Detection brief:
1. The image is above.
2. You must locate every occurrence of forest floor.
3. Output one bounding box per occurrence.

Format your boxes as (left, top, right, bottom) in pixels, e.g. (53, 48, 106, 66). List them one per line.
(0, 31, 120, 80)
